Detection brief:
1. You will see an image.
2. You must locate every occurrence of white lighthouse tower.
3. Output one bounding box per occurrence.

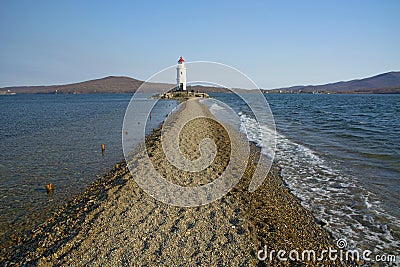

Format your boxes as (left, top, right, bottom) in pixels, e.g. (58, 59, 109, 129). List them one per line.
(176, 56, 186, 91)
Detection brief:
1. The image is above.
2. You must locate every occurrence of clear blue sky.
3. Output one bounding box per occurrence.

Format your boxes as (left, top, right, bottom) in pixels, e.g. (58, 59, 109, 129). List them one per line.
(1, 0, 399, 88)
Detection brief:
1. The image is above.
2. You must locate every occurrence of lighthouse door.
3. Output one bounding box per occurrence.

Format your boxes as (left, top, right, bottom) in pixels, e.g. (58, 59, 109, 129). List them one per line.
(179, 83, 183, 90)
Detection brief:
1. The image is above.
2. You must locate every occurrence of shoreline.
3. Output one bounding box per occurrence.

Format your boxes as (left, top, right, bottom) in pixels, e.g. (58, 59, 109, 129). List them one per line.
(1, 99, 346, 266)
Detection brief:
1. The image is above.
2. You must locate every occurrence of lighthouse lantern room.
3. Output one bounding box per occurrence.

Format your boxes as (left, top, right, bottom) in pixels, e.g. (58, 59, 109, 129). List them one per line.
(176, 56, 186, 91)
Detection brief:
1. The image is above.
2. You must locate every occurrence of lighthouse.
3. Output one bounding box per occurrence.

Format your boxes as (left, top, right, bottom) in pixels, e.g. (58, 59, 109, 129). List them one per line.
(176, 56, 186, 91)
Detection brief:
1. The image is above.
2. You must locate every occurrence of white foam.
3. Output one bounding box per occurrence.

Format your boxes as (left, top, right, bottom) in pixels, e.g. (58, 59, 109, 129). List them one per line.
(205, 101, 400, 256)
(238, 113, 400, 255)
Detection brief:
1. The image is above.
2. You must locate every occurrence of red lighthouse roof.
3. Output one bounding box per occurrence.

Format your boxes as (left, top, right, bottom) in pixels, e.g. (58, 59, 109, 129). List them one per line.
(178, 56, 184, 63)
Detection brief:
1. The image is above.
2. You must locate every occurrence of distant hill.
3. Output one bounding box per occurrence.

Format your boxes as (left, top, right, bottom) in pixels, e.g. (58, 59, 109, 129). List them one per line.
(0, 76, 144, 94)
(2, 71, 400, 94)
(0, 76, 229, 94)
(267, 71, 400, 94)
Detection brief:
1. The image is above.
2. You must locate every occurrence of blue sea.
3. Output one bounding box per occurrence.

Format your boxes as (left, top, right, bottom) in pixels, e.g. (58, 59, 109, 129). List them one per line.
(0, 94, 176, 245)
(206, 93, 400, 257)
(0, 93, 399, 258)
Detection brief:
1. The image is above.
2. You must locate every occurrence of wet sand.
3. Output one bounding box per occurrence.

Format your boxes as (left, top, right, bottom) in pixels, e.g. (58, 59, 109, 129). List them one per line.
(1, 99, 348, 266)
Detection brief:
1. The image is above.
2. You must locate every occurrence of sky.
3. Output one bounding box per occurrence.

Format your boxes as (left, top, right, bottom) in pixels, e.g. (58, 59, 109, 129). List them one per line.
(0, 0, 399, 89)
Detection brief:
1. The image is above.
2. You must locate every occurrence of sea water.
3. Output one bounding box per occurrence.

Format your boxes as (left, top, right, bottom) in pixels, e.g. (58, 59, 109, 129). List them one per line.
(1, 93, 399, 259)
(0, 93, 177, 244)
(205, 93, 400, 257)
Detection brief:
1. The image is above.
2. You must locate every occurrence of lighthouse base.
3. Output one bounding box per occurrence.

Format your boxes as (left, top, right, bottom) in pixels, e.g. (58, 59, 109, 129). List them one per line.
(155, 91, 209, 100)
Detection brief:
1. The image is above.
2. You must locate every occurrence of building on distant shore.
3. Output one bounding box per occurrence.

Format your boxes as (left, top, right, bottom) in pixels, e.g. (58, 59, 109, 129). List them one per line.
(176, 56, 186, 91)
